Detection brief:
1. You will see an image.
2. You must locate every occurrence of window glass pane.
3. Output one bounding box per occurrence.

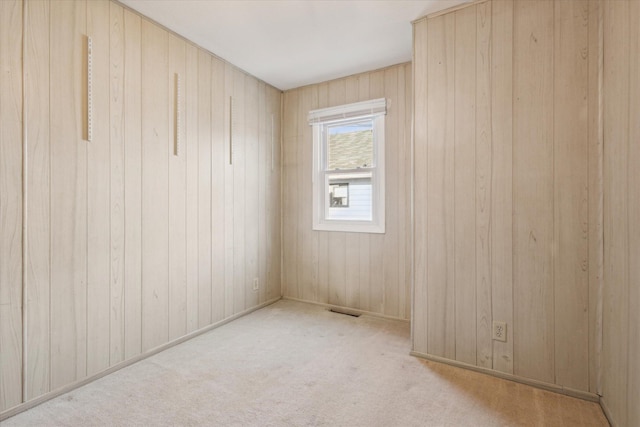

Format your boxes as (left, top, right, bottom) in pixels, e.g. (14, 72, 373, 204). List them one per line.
(327, 120, 373, 170)
(327, 172, 372, 221)
(329, 183, 349, 207)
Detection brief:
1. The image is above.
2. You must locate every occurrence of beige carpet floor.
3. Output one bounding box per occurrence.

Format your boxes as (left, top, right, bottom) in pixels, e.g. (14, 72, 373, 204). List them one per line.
(4, 300, 608, 426)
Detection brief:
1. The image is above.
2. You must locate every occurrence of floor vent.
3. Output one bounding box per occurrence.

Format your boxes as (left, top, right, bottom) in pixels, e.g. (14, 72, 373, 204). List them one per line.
(329, 308, 361, 317)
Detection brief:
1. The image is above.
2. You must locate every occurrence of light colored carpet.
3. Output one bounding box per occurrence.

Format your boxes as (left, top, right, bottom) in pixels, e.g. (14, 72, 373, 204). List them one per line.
(5, 300, 608, 427)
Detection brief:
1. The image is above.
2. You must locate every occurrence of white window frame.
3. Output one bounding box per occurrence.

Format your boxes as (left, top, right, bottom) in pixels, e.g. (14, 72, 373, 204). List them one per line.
(309, 98, 386, 234)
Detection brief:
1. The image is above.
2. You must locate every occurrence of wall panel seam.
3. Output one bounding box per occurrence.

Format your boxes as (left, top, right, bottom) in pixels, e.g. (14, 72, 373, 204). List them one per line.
(551, 0, 556, 386)
(48, 0, 53, 394)
(21, 0, 28, 405)
(624, 5, 631, 420)
(595, 0, 604, 396)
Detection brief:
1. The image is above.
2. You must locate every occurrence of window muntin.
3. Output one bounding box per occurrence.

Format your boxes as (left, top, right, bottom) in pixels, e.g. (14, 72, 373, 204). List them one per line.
(310, 98, 386, 233)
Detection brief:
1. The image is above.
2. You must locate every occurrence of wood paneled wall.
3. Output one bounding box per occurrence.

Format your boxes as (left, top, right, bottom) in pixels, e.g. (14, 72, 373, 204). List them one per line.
(3, 0, 637, 421)
(413, 0, 602, 394)
(0, 0, 23, 412)
(601, 0, 639, 425)
(0, 0, 281, 414)
(281, 64, 412, 320)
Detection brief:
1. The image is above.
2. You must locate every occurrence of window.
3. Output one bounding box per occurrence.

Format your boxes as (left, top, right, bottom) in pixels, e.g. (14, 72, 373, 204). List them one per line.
(309, 98, 386, 233)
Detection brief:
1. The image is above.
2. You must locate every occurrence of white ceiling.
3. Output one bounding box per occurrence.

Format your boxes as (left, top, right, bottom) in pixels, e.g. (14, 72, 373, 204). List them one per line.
(119, 0, 469, 91)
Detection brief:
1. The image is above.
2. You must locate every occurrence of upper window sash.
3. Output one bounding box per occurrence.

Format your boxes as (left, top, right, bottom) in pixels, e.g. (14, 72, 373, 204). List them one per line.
(322, 120, 377, 171)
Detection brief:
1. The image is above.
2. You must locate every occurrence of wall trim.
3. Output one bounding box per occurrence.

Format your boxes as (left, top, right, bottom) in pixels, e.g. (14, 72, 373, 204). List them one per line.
(281, 296, 410, 323)
(0, 297, 281, 422)
(599, 397, 617, 427)
(412, 0, 488, 25)
(410, 350, 600, 403)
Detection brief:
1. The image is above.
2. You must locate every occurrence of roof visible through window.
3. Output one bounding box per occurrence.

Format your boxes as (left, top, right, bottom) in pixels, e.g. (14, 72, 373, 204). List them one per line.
(327, 121, 373, 170)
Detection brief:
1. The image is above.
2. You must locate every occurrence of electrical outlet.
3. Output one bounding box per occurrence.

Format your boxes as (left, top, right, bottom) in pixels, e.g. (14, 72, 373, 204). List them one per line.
(492, 321, 507, 342)
(252, 278, 259, 291)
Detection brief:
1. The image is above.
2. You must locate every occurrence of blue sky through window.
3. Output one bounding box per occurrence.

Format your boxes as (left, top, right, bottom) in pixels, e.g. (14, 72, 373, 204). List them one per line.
(328, 120, 372, 135)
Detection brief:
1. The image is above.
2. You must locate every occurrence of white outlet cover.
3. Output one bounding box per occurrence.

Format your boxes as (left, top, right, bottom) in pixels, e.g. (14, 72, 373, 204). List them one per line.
(492, 321, 507, 342)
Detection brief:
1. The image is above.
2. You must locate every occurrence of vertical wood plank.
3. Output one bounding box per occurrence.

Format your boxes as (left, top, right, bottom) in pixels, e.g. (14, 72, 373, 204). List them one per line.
(513, 0, 555, 384)
(397, 65, 408, 319)
(383, 67, 399, 318)
(587, 0, 603, 395)
(197, 50, 212, 326)
(553, 0, 589, 391)
(141, 19, 169, 352)
(413, 20, 429, 352)
(282, 91, 298, 299)
(426, 14, 456, 359)
(302, 87, 316, 303)
(490, 0, 514, 375)
(265, 86, 273, 301)
(244, 75, 259, 309)
(357, 239, 370, 309)
(185, 44, 199, 331)
(267, 86, 282, 301)
(232, 69, 246, 314)
(24, 0, 51, 401)
(86, 0, 111, 377)
(316, 83, 329, 305)
(0, 0, 23, 410)
(211, 57, 226, 321)
(452, 6, 477, 365)
(257, 81, 267, 303)
(344, 76, 361, 309)
(109, 0, 125, 366)
(297, 86, 315, 303)
(399, 63, 412, 321)
(627, 2, 640, 423)
(327, 79, 347, 308)
(49, 0, 87, 389)
(356, 74, 371, 312)
(475, 0, 492, 370)
(223, 62, 234, 317)
(453, 4, 477, 366)
(168, 34, 187, 340)
(123, 8, 142, 359)
(602, 0, 629, 424)
(344, 230, 360, 309)
(368, 70, 384, 313)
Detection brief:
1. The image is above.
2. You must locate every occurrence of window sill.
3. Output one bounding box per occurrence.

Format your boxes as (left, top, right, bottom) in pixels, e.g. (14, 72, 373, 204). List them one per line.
(312, 221, 385, 234)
